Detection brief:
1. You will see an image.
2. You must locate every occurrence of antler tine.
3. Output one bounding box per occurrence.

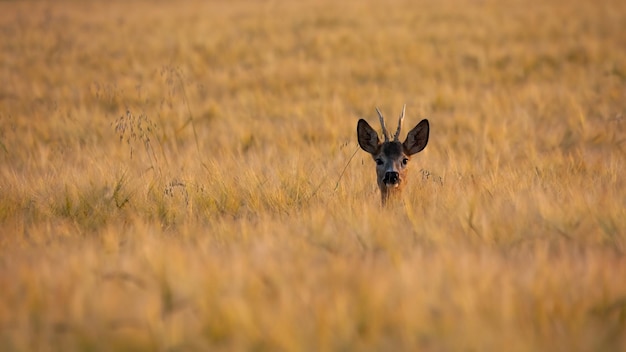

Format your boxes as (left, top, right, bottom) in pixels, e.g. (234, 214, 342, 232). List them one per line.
(375, 107, 390, 142)
(393, 104, 406, 141)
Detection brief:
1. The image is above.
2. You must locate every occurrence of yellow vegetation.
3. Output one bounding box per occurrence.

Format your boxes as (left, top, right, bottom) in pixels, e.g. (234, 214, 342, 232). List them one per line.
(1, 0, 625, 350)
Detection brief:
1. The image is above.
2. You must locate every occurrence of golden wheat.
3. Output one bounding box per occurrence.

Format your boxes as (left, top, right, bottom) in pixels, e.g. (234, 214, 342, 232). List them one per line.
(0, 0, 625, 350)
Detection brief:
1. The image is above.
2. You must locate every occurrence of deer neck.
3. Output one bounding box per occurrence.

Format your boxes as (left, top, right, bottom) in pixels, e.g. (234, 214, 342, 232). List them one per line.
(379, 185, 403, 206)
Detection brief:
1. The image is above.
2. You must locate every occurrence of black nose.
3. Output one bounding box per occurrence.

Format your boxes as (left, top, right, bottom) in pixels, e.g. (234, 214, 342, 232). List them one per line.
(383, 172, 399, 185)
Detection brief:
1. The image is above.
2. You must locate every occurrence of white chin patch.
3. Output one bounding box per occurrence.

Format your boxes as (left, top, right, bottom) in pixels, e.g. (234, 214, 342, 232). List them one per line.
(385, 183, 400, 189)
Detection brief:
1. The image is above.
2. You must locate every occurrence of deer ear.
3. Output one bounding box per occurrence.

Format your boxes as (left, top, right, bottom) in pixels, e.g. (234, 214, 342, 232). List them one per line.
(403, 119, 429, 155)
(357, 119, 380, 154)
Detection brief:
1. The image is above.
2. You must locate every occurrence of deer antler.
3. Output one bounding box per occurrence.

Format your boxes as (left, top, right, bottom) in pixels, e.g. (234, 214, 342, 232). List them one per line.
(375, 107, 390, 142)
(393, 104, 406, 141)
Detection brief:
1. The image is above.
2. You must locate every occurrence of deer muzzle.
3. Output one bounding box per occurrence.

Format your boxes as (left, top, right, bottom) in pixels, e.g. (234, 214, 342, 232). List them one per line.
(382, 171, 400, 187)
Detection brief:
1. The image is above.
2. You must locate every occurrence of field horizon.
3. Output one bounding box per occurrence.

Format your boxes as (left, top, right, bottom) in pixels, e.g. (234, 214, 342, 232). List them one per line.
(1, 0, 625, 350)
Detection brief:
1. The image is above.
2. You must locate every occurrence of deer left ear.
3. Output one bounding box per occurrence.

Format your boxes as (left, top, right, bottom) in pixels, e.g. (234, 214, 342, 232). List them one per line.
(357, 119, 380, 154)
(403, 119, 429, 155)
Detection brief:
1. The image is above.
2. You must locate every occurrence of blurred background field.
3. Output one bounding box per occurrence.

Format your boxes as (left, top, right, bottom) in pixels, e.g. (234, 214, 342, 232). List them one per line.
(0, 0, 625, 350)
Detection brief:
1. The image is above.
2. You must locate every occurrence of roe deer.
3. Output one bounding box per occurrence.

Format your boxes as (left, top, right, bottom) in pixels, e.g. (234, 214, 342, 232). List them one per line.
(357, 105, 429, 206)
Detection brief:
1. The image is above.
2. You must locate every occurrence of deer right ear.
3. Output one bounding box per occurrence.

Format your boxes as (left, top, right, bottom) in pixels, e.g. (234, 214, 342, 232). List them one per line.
(357, 119, 380, 154)
(403, 119, 429, 155)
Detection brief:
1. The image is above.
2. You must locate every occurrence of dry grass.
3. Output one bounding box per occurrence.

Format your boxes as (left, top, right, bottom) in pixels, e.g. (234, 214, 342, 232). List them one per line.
(1, 0, 625, 350)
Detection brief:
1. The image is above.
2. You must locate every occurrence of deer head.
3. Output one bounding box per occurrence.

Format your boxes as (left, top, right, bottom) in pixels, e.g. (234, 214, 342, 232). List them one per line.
(357, 105, 429, 206)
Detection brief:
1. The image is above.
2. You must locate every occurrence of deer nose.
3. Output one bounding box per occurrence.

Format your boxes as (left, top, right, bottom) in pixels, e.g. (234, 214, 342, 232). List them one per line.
(383, 172, 399, 185)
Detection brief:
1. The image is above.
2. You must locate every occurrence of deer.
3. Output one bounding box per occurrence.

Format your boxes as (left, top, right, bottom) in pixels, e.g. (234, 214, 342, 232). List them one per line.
(357, 105, 430, 206)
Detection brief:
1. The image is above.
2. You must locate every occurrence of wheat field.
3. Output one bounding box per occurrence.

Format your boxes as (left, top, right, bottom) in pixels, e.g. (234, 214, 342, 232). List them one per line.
(1, 0, 625, 350)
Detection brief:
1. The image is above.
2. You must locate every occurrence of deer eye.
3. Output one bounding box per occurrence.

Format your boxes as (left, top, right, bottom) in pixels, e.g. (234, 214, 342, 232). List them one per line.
(375, 158, 383, 166)
(402, 158, 409, 166)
